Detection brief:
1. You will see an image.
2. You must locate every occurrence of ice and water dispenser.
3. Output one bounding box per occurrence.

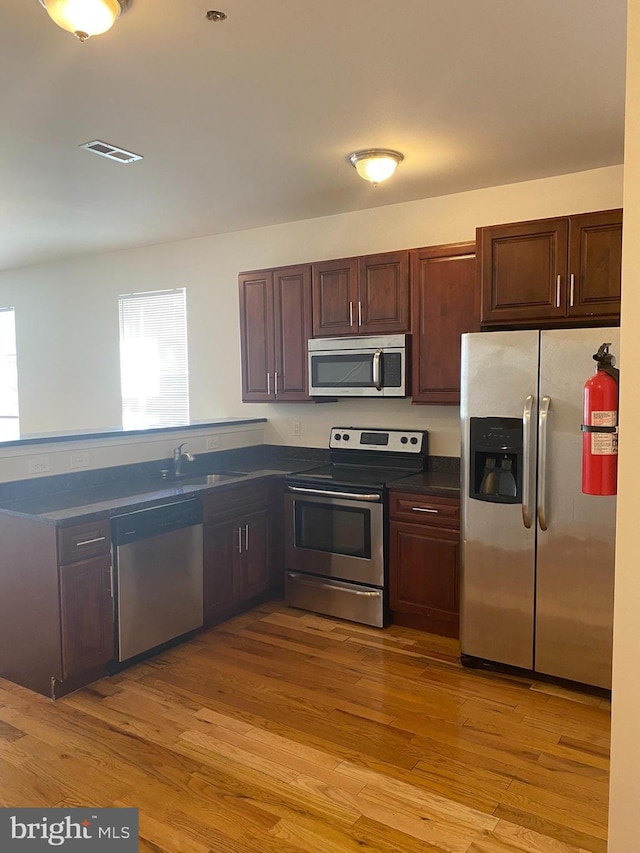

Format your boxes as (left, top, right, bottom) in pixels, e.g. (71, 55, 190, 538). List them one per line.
(469, 417, 522, 503)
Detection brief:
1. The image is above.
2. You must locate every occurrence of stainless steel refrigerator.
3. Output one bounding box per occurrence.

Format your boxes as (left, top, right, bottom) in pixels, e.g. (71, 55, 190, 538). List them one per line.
(460, 328, 619, 689)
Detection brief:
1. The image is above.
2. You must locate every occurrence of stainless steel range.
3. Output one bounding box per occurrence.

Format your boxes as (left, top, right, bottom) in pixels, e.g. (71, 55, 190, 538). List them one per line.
(284, 426, 429, 627)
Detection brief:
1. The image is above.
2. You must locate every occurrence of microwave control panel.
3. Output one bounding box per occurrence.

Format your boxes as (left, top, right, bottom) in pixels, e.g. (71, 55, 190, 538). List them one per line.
(329, 427, 427, 454)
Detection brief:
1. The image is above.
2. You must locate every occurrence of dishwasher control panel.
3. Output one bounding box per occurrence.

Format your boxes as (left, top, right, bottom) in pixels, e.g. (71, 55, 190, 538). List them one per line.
(111, 498, 202, 545)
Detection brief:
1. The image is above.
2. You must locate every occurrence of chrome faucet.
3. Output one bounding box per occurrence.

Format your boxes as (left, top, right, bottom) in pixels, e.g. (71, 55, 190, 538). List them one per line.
(173, 442, 195, 477)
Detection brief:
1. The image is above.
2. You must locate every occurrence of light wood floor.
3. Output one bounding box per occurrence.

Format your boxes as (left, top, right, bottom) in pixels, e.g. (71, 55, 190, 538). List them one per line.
(0, 603, 610, 853)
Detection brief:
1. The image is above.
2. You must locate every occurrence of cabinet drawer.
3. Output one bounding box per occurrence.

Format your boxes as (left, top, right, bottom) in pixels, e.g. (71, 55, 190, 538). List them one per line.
(58, 519, 111, 564)
(388, 492, 459, 528)
(202, 480, 270, 524)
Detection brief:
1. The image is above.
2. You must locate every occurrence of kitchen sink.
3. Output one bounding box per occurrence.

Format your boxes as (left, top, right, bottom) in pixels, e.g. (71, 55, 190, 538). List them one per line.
(169, 471, 249, 486)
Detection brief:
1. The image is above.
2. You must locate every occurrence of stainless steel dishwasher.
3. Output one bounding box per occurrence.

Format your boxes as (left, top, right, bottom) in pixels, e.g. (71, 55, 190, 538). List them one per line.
(111, 498, 203, 663)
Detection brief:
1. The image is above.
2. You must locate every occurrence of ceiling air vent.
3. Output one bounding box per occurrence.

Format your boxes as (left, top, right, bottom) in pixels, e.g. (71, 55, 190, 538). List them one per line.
(79, 140, 143, 164)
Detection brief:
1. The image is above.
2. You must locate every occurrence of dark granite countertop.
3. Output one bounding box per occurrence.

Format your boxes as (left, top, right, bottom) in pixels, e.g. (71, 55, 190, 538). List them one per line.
(388, 469, 461, 498)
(0, 447, 461, 523)
(387, 456, 460, 497)
(0, 458, 322, 525)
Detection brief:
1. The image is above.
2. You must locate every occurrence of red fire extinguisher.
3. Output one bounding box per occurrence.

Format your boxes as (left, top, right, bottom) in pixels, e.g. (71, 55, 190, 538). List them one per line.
(581, 343, 619, 496)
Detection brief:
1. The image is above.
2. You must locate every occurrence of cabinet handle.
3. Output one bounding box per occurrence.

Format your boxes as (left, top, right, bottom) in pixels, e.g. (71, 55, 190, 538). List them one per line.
(570, 273, 575, 308)
(75, 536, 106, 547)
(245, 524, 249, 551)
(555, 275, 561, 308)
(108, 562, 114, 598)
(274, 372, 278, 396)
(349, 301, 354, 327)
(412, 507, 438, 513)
(237, 526, 243, 553)
(267, 373, 271, 396)
(358, 301, 362, 327)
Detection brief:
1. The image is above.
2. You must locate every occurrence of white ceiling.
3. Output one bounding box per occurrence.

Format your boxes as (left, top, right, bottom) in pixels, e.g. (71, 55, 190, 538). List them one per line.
(0, 0, 627, 272)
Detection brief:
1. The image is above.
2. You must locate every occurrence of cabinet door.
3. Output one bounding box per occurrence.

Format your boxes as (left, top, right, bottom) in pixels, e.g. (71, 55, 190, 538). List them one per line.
(568, 209, 622, 320)
(479, 218, 568, 325)
(242, 508, 270, 599)
(203, 519, 242, 625)
(411, 243, 478, 404)
(389, 521, 459, 638)
(312, 258, 358, 337)
(358, 251, 410, 334)
(59, 555, 114, 679)
(238, 271, 275, 401)
(273, 265, 313, 400)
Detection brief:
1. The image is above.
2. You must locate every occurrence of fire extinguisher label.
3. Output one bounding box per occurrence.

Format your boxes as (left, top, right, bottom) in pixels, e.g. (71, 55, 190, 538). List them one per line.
(591, 410, 618, 455)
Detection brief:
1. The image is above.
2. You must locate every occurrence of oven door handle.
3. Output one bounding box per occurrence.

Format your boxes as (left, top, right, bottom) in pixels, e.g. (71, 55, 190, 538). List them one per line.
(287, 485, 381, 501)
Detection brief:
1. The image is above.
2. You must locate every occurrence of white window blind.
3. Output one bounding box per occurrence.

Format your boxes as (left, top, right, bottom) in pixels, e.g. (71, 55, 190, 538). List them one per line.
(0, 308, 19, 441)
(118, 288, 189, 430)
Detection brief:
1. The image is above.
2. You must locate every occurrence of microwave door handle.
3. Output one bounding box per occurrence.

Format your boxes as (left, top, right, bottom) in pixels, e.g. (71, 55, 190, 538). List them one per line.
(373, 349, 382, 391)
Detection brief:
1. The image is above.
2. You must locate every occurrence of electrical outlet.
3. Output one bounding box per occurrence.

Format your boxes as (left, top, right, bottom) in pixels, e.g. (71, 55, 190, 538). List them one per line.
(70, 452, 90, 469)
(28, 455, 51, 474)
(292, 421, 301, 437)
(206, 436, 219, 450)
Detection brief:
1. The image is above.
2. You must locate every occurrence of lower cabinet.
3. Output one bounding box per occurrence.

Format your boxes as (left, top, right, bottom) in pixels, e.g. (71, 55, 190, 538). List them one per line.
(388, 491, 460, 638)
(57, 518, 115, 686)
(202, 481, 275, 625)
(59, 554, 114, 679)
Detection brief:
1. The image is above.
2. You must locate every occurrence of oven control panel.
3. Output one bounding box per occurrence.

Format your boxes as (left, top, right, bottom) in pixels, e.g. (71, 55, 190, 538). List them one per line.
(329, 427, 427, 454)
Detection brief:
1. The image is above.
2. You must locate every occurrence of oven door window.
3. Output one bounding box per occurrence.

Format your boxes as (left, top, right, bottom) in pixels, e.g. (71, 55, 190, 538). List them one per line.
(294, 500, 371, 558)
(311, 354, 373, 389)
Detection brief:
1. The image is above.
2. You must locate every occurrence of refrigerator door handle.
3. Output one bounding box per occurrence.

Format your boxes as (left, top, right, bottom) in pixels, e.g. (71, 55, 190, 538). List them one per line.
(522, 394, 534, 529)
(537, 395, 551, 531)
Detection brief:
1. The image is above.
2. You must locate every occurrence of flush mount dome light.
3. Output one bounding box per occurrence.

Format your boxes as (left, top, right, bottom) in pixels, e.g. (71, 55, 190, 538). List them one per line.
(348, 149, 404, 186)
(38, 0, 131, 41)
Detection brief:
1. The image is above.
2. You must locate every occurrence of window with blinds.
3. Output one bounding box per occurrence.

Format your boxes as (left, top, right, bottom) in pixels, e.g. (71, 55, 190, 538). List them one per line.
(118, 288, 189, 430)
(0, 308, 19, 441)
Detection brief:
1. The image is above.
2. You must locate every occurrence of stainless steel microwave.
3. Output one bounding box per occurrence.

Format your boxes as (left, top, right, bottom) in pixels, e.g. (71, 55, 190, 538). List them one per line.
(308, 334, 408, 397)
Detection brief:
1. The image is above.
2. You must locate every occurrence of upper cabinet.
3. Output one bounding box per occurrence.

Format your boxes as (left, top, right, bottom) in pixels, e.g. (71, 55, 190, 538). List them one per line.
(312, 251, 410, 337)
(478, 209, 622, 328)
(238, 264, 313, 402)
(568, 210, 623, 318)
(410, 242, 479, 405)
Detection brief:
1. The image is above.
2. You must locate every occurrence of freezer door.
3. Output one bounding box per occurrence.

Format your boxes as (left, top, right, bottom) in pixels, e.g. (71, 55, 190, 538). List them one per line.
(460, 330, 539, 669)
(536, 328, 618, 689)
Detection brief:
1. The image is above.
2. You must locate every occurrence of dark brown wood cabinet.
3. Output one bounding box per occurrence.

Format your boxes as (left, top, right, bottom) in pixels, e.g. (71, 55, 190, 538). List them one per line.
(312, 251, 410, 337)
(239, 264, 312, 402)
(568, 210, 623, 318)
(202, 481, 274, 625)
(388, 491, 460, 638)
(410, 242, 479, 405)
(0, 511, 116, 697)
(57, 519, 114, 682)
(479, 209, 622, 327)
(59, 554, 114, 679)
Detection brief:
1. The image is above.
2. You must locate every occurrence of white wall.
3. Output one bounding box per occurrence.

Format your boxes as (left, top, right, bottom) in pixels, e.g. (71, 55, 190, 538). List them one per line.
(0, 164, 623, 481)
(608, 1, 640, 848)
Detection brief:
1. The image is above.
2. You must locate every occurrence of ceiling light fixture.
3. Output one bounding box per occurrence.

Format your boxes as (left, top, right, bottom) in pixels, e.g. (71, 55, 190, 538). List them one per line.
(38, 0, 131, 42)
(348, 149, 404, 186)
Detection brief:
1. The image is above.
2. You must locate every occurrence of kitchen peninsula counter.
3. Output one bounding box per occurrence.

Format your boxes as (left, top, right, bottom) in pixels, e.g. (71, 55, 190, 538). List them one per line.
(0, 460, 321, 525)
